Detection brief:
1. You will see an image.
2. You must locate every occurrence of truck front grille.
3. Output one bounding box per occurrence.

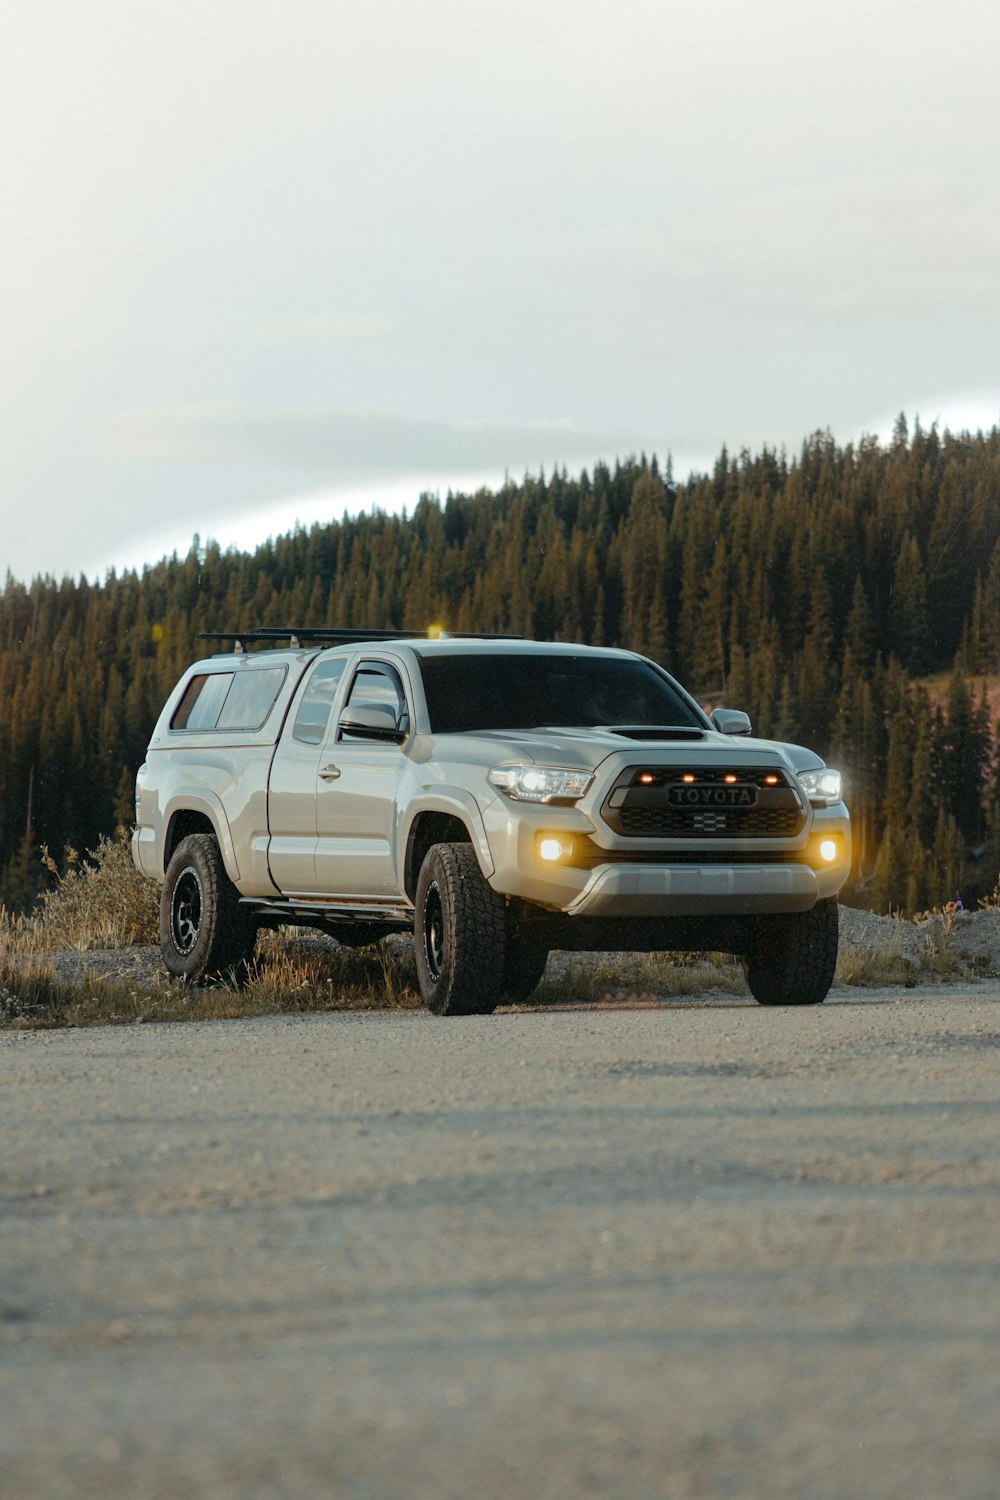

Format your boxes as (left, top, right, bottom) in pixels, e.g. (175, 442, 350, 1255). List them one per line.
(602, 765, 806, 840)
(617, 805, 802, 837)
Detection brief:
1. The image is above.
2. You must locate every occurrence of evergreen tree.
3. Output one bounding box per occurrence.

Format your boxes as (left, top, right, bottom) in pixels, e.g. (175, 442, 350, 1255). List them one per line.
(940, 669, 991, 845)
(889, 534, 930, 670)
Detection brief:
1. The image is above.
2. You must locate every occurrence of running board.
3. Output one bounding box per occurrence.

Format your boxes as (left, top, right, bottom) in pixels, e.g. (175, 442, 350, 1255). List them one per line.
(241, 897, 414, 926)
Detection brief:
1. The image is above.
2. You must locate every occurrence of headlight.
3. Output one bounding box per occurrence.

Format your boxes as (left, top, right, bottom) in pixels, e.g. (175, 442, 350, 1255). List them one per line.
(798, 767, 843, 803)
(488, 765, 594, 803)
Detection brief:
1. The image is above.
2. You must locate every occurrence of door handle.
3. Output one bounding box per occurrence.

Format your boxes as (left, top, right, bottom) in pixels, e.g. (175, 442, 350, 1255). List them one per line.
(319, 764, 341, 780)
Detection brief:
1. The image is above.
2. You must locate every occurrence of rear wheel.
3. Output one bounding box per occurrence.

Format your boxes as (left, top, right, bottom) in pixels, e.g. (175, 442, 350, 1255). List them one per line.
(160, 834, 257, 984)
(414, 843, 506, 1015)
(743, 898, 838, 1006)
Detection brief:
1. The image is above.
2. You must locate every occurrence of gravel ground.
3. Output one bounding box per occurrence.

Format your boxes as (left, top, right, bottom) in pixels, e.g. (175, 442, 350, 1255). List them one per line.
(839, 903, 1000, 971)
(2, 976, 999, 1500)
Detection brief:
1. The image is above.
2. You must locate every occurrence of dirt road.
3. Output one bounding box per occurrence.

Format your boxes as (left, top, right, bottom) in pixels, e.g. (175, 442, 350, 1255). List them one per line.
(3, 983, 999, 1499)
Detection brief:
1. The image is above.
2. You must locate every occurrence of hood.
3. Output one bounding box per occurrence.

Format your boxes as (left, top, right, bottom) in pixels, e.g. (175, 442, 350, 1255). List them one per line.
(419, 725, 824, 777)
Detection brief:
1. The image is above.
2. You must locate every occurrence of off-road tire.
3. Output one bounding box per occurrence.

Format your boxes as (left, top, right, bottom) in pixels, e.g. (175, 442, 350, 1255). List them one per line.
(501, 935, 549, 1004)
(160, 834, 258, 984)
(414, 842, 506, 1015)
(743, 897, 838, 1006)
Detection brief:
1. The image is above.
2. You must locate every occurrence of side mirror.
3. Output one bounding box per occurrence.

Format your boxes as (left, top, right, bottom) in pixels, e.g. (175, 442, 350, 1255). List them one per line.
(711, 708, 752, 737)
(338, 704, 407, 743)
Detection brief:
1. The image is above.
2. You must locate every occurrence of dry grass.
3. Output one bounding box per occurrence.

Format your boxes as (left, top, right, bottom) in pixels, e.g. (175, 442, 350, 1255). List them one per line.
(1, 935, 423, 1029)
(533, 950, 747, 1005)
(0, 834, 424, 1027)
(833, 922, 921, 987)
(834, 909, 996, 986)
(244, 934, 423, 1016)
(0, 831, 159, 955)
(2, 944, 748, 1028)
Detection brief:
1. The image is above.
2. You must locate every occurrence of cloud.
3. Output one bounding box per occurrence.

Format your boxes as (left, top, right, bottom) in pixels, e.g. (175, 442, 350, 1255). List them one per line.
(104, 404, 692, 479)
(857, 391, 1000, 445)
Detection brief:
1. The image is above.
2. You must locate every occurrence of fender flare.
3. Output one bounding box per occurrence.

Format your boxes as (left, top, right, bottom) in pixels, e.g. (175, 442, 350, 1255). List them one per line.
(162, 791, 241, 884)
(399, 791, 495, 892)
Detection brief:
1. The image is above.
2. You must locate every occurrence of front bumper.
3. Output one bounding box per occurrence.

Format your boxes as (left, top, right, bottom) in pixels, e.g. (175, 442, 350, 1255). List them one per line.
(565, 862, 823, 917)
(481, 796, 851, 916)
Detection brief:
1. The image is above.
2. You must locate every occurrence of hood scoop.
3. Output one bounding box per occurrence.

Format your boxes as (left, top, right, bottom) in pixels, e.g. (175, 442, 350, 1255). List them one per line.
(606, 726, 706, 741)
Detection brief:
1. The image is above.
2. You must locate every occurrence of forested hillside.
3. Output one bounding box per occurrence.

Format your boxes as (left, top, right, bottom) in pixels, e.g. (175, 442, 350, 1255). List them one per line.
(2, 418, 999, 913)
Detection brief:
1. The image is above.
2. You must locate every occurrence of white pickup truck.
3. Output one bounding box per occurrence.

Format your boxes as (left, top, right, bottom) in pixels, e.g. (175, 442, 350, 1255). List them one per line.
(132, 628, 851, 1013)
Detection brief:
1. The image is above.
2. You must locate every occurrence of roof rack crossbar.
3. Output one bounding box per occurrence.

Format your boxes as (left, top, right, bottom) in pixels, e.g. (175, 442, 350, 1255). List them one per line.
(196, 626, 524, 651)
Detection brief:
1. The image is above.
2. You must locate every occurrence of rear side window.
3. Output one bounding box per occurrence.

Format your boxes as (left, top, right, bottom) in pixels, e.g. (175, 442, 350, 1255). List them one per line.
(217, 666, 287, 729)
(172, 673, 233, 731)
(171, 666, 287, 732)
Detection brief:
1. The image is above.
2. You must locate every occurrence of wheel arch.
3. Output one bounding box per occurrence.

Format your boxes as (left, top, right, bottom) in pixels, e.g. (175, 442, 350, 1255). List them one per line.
(162, 794, 240, 883)
(159, 828, 258, 983)
(403, 798, 494, 901)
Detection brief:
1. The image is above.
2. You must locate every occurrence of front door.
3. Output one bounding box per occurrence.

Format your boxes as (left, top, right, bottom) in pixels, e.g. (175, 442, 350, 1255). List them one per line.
(266, 656, 349, 895)
(313, 659, 410, 897)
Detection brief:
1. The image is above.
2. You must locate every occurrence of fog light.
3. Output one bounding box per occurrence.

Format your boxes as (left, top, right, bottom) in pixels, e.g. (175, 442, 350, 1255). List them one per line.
(538, 836, 572, 863)
(819, 838, 838, 863)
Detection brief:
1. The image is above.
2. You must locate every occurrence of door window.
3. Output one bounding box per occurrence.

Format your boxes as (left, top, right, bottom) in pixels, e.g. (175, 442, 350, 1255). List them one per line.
(341, 663, 408, 730)
(292, 658, 348, 744)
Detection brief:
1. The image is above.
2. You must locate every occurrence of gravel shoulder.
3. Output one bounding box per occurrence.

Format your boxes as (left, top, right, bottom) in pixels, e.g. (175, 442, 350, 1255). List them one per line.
(3, 977, 1000, 1500)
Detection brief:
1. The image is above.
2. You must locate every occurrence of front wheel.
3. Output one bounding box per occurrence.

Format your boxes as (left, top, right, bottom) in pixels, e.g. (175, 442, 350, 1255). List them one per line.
(160, 833, 257, 984)
(743, 898, 838, 1006)
(414, 843, 506, 1015)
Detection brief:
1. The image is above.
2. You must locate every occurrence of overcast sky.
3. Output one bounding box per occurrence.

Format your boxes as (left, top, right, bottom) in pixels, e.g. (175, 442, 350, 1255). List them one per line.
(2, 0, 999, 584)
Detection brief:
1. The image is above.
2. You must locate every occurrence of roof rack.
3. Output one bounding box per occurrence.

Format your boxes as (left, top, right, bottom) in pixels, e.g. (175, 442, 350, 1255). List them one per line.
(196, 626, 523, 654)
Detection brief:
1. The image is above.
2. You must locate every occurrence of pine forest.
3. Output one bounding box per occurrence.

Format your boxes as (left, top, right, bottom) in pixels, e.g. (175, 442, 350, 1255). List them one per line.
(2, 418, 999, 915)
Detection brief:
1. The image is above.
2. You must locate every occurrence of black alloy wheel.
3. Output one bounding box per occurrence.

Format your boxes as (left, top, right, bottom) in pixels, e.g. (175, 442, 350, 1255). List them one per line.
(169, 864, 204, 956)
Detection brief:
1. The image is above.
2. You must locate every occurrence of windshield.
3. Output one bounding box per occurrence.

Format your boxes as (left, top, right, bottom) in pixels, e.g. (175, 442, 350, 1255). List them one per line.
(417, 653, 705, 734)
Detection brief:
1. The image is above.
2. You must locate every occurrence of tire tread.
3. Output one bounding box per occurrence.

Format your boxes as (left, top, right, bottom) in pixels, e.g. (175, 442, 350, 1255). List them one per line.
(159, 834, 256, 984)
(415, 843, 506, 1015)
(744, 898, 838, 1006)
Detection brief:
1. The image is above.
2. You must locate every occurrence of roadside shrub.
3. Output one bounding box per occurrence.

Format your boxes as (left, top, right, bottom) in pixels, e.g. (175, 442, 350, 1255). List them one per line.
(31, 831, 159, 951)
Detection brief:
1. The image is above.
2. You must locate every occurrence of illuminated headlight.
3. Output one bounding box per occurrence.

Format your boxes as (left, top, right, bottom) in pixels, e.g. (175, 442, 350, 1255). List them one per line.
(488, 765, 594, 803)
(798, 768, 843, 803)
